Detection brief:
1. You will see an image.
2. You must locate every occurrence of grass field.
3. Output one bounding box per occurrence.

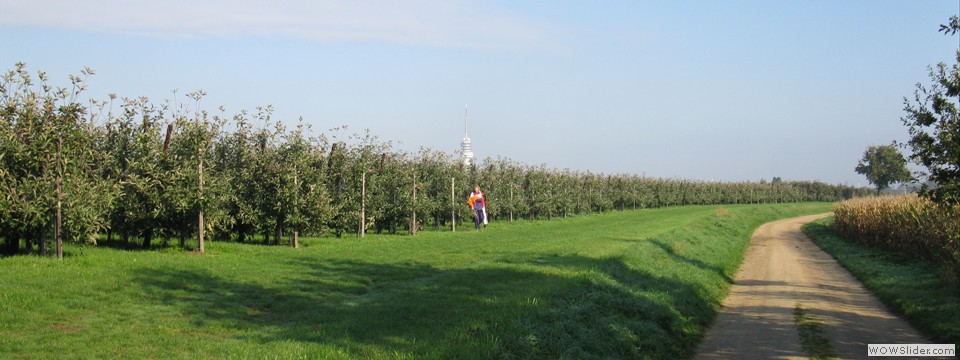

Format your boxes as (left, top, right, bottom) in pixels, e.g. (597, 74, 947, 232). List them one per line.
(802, 218, 960, 345)
(1, 203, 831, 359)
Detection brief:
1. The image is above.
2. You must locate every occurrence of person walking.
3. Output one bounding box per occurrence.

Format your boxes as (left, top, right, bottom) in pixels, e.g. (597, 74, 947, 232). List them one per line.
(467, 185, 487, 230)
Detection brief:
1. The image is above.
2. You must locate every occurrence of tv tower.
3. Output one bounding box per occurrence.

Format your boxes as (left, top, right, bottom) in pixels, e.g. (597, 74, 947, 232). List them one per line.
(460, 105, 475, 166)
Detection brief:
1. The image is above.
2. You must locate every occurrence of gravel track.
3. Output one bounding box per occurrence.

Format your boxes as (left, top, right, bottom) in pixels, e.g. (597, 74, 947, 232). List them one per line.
(693, 213, 931, 360)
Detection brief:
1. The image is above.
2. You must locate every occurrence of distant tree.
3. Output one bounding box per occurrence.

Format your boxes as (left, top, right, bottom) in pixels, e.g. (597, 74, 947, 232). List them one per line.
(899, 15, 960, 203)
(855, 145, 912, 195)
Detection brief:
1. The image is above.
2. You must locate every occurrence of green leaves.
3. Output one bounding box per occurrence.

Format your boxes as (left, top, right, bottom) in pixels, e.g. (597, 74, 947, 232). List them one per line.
(854, 145, 911, 195)
(1, 64, 114, 252)
(899, 17, 960, 204)
(939, 15, 960, 36)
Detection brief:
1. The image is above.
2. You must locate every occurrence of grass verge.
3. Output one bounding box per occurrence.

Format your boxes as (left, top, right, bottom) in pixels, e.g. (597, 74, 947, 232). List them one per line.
(0, 203, 831, 359)
(802, 217, 960, 344)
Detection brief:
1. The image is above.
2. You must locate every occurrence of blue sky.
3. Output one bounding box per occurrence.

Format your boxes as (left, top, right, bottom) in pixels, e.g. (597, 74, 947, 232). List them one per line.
(2, 1, 957, 186)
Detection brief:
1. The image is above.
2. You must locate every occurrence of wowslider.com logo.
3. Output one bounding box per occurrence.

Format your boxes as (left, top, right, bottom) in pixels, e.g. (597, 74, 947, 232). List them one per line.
(868, 344, 955, 357)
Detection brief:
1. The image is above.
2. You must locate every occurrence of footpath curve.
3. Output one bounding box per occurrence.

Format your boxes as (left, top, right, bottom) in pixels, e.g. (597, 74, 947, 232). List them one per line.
(694, 213, 930, 360)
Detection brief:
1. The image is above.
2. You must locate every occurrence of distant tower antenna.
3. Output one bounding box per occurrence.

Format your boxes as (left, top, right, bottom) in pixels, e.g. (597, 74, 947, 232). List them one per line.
(460, 104, 475, 166)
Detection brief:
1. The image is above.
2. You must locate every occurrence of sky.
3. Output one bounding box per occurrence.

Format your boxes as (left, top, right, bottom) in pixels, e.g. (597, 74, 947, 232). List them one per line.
(1, 1, 958, 186)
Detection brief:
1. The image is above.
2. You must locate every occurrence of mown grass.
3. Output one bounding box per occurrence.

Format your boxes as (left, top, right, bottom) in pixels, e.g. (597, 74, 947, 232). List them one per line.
(803, 218, 960, 345)
(1, 203, 831, 359)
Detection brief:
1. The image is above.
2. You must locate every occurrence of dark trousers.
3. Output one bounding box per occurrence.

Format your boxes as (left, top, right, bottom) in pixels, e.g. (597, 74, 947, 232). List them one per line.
(474, 208, 484, 229)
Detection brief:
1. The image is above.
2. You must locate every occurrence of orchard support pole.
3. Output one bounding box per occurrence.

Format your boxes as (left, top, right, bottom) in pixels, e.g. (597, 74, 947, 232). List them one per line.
(293, 166, 299, 248)
(410, 174, 417, 236)
(198, 158, 205, 254)
(509, 185, 514, 223)
(451, 177, 455, 232)
(360, 171, 365, 238)
(55, 137, 63, 260)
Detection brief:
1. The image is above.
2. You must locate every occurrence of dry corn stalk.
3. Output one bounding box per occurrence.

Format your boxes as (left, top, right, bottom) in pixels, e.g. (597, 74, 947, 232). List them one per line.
(833, 194, 960, 283)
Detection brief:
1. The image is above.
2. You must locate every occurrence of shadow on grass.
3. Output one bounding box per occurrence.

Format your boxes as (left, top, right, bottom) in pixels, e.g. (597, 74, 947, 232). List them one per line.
(515, 255, 718, 359)
(130, 254, 717, 359)
(649, 239, 734, 284)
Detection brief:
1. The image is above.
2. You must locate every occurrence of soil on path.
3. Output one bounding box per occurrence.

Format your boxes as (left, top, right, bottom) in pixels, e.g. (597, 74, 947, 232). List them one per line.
(694, 213, 931, 360)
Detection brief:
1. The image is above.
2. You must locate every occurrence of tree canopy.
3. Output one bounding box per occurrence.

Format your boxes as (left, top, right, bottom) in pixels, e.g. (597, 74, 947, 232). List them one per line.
(900, 15, 960, 203)
(855, 145, 912, 195)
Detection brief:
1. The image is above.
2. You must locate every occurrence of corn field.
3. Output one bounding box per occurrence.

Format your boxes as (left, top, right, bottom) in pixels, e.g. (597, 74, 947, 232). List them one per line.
(833, 194, 960, 283)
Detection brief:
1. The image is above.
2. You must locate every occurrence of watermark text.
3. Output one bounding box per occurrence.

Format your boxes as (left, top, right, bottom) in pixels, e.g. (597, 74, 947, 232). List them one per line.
(868, 344, 955, 357)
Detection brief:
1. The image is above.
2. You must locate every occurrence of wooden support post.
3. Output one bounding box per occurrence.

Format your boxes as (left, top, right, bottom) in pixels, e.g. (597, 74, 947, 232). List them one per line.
(451, 177, 456, 232)
(510, 185, 514, 222)
(360, 171, 365, 238)
(293, 166, 299, 248)
(55, 137, 63, 260)
(198, 158, 205, 253)
(410, 174, 417, 236)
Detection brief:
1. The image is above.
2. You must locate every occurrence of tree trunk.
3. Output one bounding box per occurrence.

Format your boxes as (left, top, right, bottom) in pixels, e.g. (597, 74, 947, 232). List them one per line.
(38, 226, 47, 256)
(142, 227, 153, 249)
(25, 232, 34, 253)
(3, 232, 19, 255)
(293, 229, 299, 249)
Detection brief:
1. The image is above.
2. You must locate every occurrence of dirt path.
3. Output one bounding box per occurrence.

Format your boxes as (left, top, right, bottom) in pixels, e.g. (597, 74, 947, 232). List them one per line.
(694, 213, 930, 360)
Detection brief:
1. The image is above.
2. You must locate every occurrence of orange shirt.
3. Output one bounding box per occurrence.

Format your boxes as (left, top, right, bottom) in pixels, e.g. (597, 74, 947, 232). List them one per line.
(468, 192, 486, 209)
